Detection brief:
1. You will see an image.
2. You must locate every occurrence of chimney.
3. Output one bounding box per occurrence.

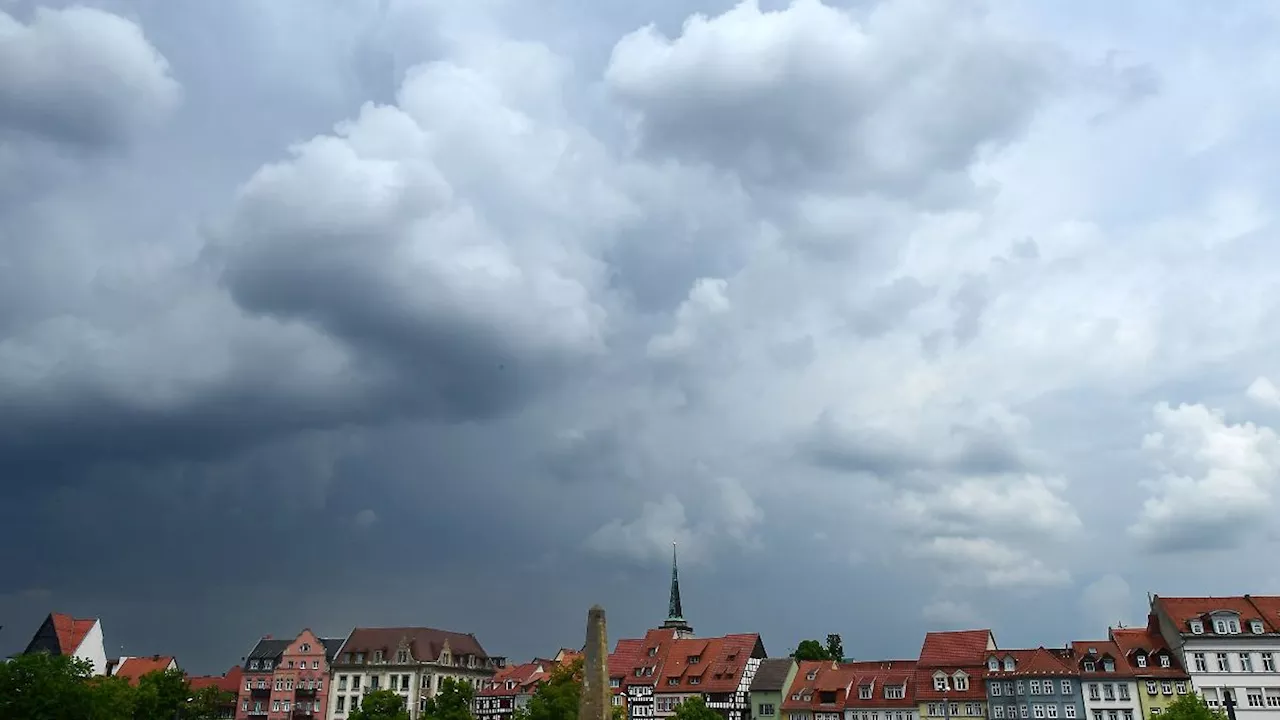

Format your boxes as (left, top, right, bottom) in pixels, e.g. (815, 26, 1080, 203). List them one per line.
(153, 654, 160, 661)
(264, 635, 272, 640)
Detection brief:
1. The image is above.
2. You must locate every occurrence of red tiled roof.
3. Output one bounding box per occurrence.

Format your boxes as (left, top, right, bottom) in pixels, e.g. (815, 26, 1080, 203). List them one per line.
(783, 661, 847, 711)
(609, 637, 646, 691)
(188, 666, 243, 694)
(50, 613, 97, 655)
(846, 663, 916, 710)
(1109, 628, 1188, 678)
(1153, 596, 1280, 635)
(655, 633, 763, 694)
(1068, 641, 1132, 678)
(919, 631, 993, 667)
(340, 627, 489, 661)
(115, 656, 177, 685)
(479, 660, 555, 698)
(985, 649, 1077, 678)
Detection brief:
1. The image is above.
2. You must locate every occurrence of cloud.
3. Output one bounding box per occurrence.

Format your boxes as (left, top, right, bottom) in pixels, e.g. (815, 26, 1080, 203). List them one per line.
(1080, 574, 1133, 631)
(1129, 396, 1280, 552)
(353, 509, 379, 528)
(0, 6, 180, 148)
(1247, 376, 1280, 408)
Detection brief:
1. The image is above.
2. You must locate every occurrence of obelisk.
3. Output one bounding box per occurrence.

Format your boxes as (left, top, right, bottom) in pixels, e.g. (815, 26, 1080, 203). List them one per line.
(580, 605, 611, 720)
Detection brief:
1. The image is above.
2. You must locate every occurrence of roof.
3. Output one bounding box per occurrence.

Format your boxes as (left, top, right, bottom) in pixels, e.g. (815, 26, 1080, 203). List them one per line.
(751, 658, 797, 692)
(52, 613, 97, 655)
(783, 661, 850, 711)
(338, 627, 489, 662)
(1109, 628, 1188, 678)
(246, 638, 291, 666)
(323, 638, 345, 660)
(115, 656, 177, 685)
(479, 660, 552, 697)
(654, 633, 763, 694)
(188, 666, 244, 694)
(1068, 641, 1132, 678)
(985, 648, 1077, 677)
(1153, 595, 1280, 635)
(847, 662, 917, 709)
(919, 630, 994, 667)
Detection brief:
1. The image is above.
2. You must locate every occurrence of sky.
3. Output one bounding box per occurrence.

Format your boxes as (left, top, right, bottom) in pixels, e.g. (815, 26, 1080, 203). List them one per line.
(3, 0, 1280, 675)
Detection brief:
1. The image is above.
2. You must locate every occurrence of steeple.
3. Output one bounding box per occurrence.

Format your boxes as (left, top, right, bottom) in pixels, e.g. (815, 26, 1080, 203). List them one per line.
(660, 541, 694, 637)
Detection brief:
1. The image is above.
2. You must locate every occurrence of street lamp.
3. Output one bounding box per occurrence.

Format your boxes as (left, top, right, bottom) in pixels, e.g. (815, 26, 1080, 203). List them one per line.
(1223, 689, 1238, 720)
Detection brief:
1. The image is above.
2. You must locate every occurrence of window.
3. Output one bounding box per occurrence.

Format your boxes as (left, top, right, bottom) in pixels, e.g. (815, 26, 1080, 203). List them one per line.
(1031, 682, 1041, 695)
(950, 704, 959, 717)
(690, 677, 701, 686)
(374, 651, 384, 663)
(995, 708, 1005, 719)
(1242, 654, 1254, 672)
(1083, 662, 1095, 672)
(283, 701, 291, 712)
(401, 674, 409, 690)
(1119, 685, 1130, 701)
(1252, 621, 1265, 634)
(690, 655, 702, 664)
(397, 650, 408, 663)
(967, 705, 979, 716)
(1088, 685, 1099, 701)
(994, 683, 1004, 697)
(272, 701, 281, 712)
(317, 678, 322, 691)
(1161, 682, 1172, 695)
(955, 675, 969, 691)
(1159, 655, 1169, 668)
(339, 675, 348, 691)
(1103, 660, 1114, 673)
(1266, 654, 1277, 672)
(990, 658, 1000, 671)
(1107, 712, 1117, 720)
(1104, 684, 1115, 701)
(1017, 682, 1025, 695)
(1065, 708, 1075, 719)
(301, 643, 311, 652)
(352, 677, 361, 691)
(1194, 653, 1207, 672)
(809, 671, 819, 681)
(1135, 656, 1147, 668)
(1122, 713, 1131, 720)
(245, 680, 251, 691)
(1061, 681, 1072, 695)
(935, 676, 948, 692)
(1146, 682, 1157, 695)
(1216, 620, 1228, 634)
(1019, 707, 1028, 719)
(1176, 683, 1186, 694)
(761, 704, 776, 716)
(1005, 659, 1016, 672)
(1248, 690, 1264, 708)
(1033, 705, 1045, 719)
(1047, 706, 1058, 719)
(1217, 653, 1230, 672)
(275, 680, 283, 691)
(1151, 710, 1160, 716)
(337, 697, 346, 713)
(1229, 620, 1240, 634)
(1091, 713, 1101, 720)
(356, 653, 365, 663)
(928, 704, 939, 716)
(391, 675, 399, 691)
(1006, 683, 1014, 696)
(1190, 621, 1204, 634)
(886, 686, 905, 700)
(314, 660, 320, 670)
(250, 660, 259, 670)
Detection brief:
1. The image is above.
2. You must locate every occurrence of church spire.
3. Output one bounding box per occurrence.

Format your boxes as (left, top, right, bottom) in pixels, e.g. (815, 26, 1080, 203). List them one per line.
(660, 541, 694, 637)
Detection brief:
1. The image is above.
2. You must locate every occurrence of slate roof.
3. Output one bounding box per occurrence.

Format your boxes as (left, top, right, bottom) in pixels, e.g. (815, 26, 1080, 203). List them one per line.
(751, 658, 797, 692)
(246, 639, 291, 664)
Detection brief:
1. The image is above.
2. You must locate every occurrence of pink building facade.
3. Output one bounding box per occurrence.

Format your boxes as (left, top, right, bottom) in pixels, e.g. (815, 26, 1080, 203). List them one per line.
(235, 629, 344, 720)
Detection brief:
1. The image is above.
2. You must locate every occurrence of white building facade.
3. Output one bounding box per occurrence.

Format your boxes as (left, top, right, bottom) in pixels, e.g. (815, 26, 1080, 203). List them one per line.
(1152, 595, 1280, 719)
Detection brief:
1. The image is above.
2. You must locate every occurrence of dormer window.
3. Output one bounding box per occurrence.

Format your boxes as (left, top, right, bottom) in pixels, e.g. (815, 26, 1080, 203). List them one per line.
(1136, 655, 1147, 668)
(1004, 658, 1015, 672)
(1083, 661, 1095, 672)
(1160, 655, 1170, 668)
(442, 653, 450, 664)
(885, 685, 905, 700)
(689, 655, 701, 664)
(1252, 621, 1265, 634)
(1103, 659, 1114, 672)
(954, 673, 969, 691)
(934, 674, 948, 692)
(1215, 620, 1227, 634)
(988, 658, 999, 671)
(263, 661, 273, 670)
(807, 671, 818, 681)
(1190, 620, 1204, 634)
(250, 660, 259, 670)
(397, 650, 409, 663)
(860, 685, 873, 700)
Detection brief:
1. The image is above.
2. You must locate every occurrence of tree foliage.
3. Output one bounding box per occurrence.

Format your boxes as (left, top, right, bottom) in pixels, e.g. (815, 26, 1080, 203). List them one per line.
(349, 688, 411, 720)
(510, 657, 626, 720)
(825, 635, 845, 663)
(672, 696, 721, 720)
(791, 640, 832, 661)
(1160, 694, 1229, 720)
(187, 684, 237, 720)
(423, 676, 477, 720)
(0, 652, 209, 720)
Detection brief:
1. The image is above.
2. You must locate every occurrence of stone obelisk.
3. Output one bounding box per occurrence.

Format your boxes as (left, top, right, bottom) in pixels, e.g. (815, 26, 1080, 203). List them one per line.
(580, 605, 611, 720)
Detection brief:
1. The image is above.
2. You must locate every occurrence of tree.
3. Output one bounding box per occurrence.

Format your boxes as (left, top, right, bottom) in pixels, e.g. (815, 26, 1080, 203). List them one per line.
(350, 689, 411, 720)
(0, 652, 97, 720)
(133, 668, 191, 720)
(515, 658, 584, 720)
(86, 675, 137, 720)
(825, 635, 845, 663)
(422, 677, 476, 720)
(1159, 694, 1228, 720)
(186, 684, 236, 720)
(672, 697, 721, 720)
(791, 640, 832, 662)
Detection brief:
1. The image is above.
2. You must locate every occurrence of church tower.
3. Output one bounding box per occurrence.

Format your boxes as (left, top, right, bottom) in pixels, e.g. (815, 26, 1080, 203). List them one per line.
(659, 541, 694, 637)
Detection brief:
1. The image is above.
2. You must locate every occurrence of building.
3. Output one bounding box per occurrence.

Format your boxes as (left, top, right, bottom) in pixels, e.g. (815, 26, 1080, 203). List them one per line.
(475, 649, 581, 720)
(1149, 595, 1280, 717)
(983, 648, 1083, 720)
(112, 654, 179, 684)
(21, 612, 108, 675)
(236, 629, 344, 720)
(1069, 640, 1139, 720)
(750, 658, 798, 720)
(1109, 625, 1190, 719)
(916, 630, 995, 720)
(189, 666, 244, 719)
(845, 660, 918, 720)
(782, 660, 852, 720)
(327, 626, 505, 720)
(618, 548, 765, 720)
